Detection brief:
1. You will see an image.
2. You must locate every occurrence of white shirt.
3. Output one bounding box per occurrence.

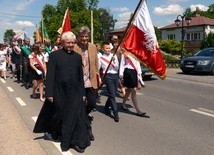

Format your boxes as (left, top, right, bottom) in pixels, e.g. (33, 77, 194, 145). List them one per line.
(43, 52, 49, 63)
(99, 53, 119, 74)
(119, 53, 142, 78)
(29, 53, 44, 66)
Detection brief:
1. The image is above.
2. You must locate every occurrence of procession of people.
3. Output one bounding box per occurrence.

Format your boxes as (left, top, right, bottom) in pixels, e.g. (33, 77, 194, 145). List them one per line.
(0, 26, 149, 153)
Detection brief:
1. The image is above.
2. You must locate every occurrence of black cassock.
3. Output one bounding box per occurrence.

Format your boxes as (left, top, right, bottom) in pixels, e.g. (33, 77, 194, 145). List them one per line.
(33, 48, 90, 151)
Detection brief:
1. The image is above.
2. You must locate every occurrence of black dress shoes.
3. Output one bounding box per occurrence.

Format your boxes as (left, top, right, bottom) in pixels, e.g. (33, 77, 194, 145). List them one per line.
(104, 107, 111, 115)
(88, 114, 94, 122)
(113, 113, 119, 122)
(136, 112, 150, 118)
(72, 145, 85, 153)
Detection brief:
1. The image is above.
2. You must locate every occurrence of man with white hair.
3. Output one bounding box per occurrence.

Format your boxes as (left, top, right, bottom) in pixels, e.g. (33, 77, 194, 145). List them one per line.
(33, 31, 90, 153)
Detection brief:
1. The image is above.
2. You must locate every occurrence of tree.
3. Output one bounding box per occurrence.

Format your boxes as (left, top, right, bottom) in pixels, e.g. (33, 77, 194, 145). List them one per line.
(184, 4, 214, 19)
(154, 26, 161, 40)
(97, 8, 116, 41)
(40, 0, 116, 43)
(42, 4, 61, 42)
(4, 29, 16, 44)
(159, 40, 182, 55)
(200, 32, 214, 49)
(86, 0, 99, 10)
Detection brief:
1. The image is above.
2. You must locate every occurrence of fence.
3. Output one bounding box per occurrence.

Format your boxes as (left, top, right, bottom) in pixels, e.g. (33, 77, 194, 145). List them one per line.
(166, 60, 180, 68)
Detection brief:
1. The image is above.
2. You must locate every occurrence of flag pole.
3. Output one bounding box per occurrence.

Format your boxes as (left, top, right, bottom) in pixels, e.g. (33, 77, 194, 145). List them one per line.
(98, 0, 143, 90)
(41, 14, 44, 43)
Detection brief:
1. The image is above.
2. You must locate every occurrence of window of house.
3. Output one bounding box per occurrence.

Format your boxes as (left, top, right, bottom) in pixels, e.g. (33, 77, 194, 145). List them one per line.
(186, 32, 201, 40)
(186, 34, 190, 40)
(167, 34, 175, 40)
(191, 33, 194, 40)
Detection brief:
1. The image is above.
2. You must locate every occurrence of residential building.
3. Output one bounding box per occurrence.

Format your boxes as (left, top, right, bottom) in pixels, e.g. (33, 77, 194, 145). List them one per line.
(160, 14, 214, 53)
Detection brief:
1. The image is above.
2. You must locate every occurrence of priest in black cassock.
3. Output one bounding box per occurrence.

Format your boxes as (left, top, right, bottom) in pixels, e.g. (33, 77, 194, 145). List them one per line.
(33, 31, 90, 153)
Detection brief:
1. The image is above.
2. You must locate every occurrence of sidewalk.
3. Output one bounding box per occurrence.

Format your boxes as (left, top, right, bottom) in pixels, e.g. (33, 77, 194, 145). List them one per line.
(0, 85, 46, 155)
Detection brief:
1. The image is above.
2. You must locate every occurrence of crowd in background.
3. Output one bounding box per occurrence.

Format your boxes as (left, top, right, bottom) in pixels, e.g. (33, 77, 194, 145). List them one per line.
(0, 38, 60, 102)
(0, 27, 148, 153)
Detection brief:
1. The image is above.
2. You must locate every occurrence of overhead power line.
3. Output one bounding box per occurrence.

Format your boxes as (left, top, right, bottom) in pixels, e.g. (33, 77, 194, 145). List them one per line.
(0, 12, 40, 18)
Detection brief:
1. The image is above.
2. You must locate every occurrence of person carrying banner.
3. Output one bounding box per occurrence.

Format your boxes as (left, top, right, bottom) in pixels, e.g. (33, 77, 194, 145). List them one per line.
(29, 43, 46, 102)
(99, 41, 120, 122)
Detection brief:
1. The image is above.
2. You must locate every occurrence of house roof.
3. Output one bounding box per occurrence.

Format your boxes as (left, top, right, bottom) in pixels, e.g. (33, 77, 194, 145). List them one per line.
(109, 26, 127, 34)
(160, 14, 214, 30)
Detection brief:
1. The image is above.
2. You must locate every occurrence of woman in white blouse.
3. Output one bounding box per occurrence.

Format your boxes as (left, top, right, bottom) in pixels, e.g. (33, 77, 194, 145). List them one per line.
(119, 52, 147, 117)
(29, 43, 46, 102)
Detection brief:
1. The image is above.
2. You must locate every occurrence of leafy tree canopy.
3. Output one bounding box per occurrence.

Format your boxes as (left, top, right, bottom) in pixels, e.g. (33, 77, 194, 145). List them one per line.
(185, 4, 214, 19)
(4, 29, 16, 44)
(39, 0, 115, 43)
(200, 32, 214, 49)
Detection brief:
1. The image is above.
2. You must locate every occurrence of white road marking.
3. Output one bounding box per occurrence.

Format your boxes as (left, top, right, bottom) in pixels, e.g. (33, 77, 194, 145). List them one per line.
(16, 97, 26, 106)
(190, 109, 214, 118)
(0, 78, 6, 83)
(31, 117, 74, 155)
(198, 108, 214, 114)
(137, 92, 143, 95)
(32, 116, 38, 122)
(7, 86, 14, 92)
(53, 142, 73, 155)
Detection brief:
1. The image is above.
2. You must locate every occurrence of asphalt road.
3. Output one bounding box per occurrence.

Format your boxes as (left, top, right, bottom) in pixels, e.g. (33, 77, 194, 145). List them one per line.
(0, 68, 213, 155)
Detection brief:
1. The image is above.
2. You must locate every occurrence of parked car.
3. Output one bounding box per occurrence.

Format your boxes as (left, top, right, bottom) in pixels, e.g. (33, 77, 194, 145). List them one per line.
(141, 65, 154, 79)
(180, 47, 214, 75)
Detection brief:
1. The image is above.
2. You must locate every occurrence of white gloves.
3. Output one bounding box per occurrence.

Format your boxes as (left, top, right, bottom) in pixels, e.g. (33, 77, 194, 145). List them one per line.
(36, 69, 42, 75)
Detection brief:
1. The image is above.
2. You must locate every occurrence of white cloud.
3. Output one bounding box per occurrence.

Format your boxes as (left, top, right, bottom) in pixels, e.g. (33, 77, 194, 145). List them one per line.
(190, 4, 208, 11)
(111, 7, 129, 12)
(115, 11, 132, 28)
(15, 21, 34, 27)
(14, 0, 35, 12)
(153, 4, 183, 15)
(165, 0, 190, 4)
(115, 21, 128, 29)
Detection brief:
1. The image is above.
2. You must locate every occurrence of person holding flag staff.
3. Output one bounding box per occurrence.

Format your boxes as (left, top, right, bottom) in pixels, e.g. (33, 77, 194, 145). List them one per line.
(99, 41, 120, 122)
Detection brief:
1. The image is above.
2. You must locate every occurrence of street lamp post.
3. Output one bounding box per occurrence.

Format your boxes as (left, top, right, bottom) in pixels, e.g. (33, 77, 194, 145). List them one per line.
(174, 14, 191, 59)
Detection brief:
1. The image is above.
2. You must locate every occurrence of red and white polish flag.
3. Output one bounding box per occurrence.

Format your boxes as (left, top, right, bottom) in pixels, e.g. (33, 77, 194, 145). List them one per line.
(121, 0, 167, 79)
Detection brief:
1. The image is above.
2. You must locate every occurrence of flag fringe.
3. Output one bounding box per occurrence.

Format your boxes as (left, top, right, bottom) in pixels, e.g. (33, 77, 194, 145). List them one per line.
(121, 48, 167, 80)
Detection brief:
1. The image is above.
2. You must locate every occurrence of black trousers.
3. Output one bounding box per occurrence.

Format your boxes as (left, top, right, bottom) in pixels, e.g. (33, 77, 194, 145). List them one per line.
(22, 62, 31, 84)
(15, 64, 21, 81)
(85, 87, 96, 115)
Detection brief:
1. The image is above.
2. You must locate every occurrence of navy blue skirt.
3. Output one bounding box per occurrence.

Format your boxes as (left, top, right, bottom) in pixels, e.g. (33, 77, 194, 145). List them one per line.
(123, 68, 138, 88)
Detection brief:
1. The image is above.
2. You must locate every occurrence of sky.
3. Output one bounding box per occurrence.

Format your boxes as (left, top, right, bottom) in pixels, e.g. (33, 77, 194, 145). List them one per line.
(0, 0, 212, 43)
